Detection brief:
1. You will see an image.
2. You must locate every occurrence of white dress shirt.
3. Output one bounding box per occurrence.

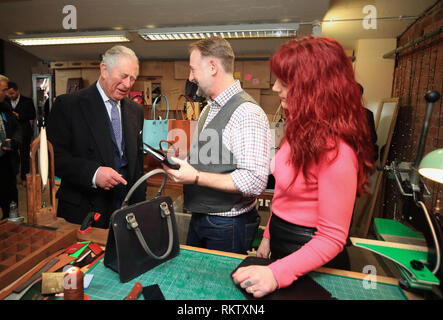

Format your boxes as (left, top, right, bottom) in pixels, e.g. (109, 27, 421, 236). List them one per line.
(91, 81, 123, 187)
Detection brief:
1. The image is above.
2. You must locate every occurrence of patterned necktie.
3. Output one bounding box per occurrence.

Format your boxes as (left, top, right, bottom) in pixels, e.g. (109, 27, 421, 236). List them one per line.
(109, 100, 122, 155)
(0, 114, 6, 156)
(0, 114, 6, 141)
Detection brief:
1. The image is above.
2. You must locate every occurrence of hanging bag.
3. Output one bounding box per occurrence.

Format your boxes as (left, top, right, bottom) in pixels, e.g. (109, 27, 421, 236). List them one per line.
(142, 94, 172, 149)
(167, 94, 197, 158)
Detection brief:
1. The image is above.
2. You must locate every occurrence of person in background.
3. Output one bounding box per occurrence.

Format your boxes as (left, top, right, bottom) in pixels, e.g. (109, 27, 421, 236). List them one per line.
(7, 81, 36, 186)
(46, 45, 146, 228)
(0, 75, 22, 219)
(357, 83, 379, 162)
(232, 37, 375, 297)
(163, 37, 271, 255)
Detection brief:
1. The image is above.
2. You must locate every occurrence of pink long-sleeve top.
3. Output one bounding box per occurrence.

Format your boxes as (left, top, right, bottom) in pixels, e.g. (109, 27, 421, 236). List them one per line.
(265, 139, 358, 288)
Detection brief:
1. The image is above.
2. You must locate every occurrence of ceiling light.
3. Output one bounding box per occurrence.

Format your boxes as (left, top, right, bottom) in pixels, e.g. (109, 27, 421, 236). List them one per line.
(9, 31, 130, 46)
(138, 23, 299, 41)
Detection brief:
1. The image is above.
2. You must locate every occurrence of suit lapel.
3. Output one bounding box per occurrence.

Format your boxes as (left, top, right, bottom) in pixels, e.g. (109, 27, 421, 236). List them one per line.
(80, 84, 114, 167)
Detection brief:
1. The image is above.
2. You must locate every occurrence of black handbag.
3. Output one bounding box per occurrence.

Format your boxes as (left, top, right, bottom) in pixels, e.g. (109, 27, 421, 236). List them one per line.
(104, 169, 180, 282)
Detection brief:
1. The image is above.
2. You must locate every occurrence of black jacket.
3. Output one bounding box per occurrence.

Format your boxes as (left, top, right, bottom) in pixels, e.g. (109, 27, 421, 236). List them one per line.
(46, 83, 146, 227)
(365, 108, 379, 162)
(9, 95, 36, 137)
(0, 101, 22, 163)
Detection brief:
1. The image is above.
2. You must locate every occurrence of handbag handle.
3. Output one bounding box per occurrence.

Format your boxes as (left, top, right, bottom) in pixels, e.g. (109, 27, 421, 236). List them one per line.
(152, 94, 169, 120)
(121, 169, 167, 207)
(175, 94, 193, 120)
(159, 139, 179, 157)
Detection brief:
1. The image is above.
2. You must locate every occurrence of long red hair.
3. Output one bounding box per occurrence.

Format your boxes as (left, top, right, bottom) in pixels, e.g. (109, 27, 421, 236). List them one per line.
(270, 37, 375, 194)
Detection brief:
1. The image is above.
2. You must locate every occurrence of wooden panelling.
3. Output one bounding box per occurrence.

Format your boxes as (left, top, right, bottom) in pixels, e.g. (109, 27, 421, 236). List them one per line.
(52, 59, 280, 116)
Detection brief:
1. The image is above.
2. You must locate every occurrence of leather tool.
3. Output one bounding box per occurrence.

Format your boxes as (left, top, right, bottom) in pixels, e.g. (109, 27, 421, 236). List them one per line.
(78, 212, 101, 234)
(73, 249, 94, 268)
(0, 248, 66, 300)
(124, 281, 143, 300)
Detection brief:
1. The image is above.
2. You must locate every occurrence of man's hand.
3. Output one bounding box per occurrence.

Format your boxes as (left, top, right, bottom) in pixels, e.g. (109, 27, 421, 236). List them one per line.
(12, 111, 19, 118)
(162, 157, 198, 185)
(1, 138, 12, 151)
(163, 157, 240, 193)
(95, 166, 127, 190)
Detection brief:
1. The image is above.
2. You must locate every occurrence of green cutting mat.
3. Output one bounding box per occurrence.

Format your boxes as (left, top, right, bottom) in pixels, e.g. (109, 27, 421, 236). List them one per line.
(85, 248, 407, 300)
(310, 272, 407, 300)
(86, 249, 245, 300)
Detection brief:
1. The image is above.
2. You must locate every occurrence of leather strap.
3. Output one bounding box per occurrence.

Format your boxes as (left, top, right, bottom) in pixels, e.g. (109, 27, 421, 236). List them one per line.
(175, 94, 194, 120)
(124, 281, 143, 300)
(152, 94, 169, 120)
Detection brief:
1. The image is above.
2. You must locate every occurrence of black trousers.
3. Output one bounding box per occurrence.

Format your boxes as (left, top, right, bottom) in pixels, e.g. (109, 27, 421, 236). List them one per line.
(269, 213, 350, 270)
(0, 154, 18, 219)
(19, 134, 32, 181)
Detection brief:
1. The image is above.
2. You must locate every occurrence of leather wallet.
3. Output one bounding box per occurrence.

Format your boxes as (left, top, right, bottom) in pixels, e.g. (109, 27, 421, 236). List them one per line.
(231, 256, 336, 300)
(142, 284, 165, 300)
(143, 143, 180, 169)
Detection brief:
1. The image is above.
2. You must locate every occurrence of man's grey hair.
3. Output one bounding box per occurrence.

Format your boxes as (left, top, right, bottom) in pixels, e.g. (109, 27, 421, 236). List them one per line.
(0, 74, 9, 83)
(101, 45, 139, 71)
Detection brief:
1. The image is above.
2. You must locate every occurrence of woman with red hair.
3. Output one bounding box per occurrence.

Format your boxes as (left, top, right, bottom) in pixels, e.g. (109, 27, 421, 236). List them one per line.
(232, 37, 375, 298)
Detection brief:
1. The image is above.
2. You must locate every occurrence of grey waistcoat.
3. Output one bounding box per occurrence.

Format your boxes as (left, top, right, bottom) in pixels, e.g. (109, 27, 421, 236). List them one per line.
(183, 90, 256, 214)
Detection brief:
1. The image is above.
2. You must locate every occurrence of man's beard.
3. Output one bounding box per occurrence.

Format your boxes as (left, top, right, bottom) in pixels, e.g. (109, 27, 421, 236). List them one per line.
(196, 86, 208, 99)
(194, 79, 210, 99)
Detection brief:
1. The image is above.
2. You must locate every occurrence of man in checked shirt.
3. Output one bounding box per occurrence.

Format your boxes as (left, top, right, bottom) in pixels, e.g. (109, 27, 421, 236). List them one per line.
(163, 37, 271, 254)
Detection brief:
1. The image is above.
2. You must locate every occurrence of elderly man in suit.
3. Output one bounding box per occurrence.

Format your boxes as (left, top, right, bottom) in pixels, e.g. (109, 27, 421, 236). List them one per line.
(47, 45, 146, 228)
(7, 82, 36, 186)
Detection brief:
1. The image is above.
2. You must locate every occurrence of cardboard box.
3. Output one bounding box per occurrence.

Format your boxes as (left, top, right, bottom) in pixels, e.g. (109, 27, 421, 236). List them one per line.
(162, 78, 186, 111)
(242, 60, 270, 89)
(234, 61, 243, 82)
(244, 88, 261, 105)
(260, 91, 280, 114)
(81, 68, 100, 88)
(141, 61, 172, 77)
(50, 61, 70, 69)
(174, 61, 189, 80)
(54, 69, 82, 96)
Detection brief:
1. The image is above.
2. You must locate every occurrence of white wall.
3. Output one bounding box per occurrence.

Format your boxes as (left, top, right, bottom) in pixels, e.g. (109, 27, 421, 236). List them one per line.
(354, 38, 397, 116)
(3, 41, 42, 98)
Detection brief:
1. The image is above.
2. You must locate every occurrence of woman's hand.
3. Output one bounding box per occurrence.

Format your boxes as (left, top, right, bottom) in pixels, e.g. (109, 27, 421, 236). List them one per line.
(256, 237, 271, 258)
(232, 265, 278, 298)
